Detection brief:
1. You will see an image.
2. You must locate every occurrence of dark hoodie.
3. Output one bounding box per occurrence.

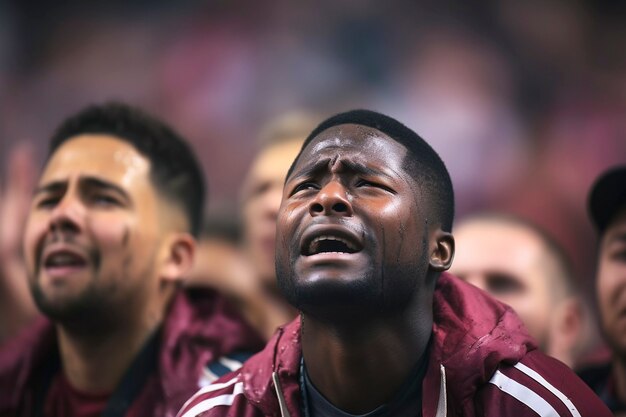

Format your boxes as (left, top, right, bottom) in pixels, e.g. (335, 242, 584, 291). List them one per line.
(0, 288, 263, 417)
(178, 273, 610, 417)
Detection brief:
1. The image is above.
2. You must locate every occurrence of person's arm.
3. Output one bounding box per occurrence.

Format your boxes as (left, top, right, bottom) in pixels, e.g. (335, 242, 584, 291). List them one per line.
(0, 143, 39, 342)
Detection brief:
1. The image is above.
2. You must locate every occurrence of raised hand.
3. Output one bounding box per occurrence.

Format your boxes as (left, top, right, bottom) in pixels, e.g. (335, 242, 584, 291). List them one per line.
(0, 143, 39, 342)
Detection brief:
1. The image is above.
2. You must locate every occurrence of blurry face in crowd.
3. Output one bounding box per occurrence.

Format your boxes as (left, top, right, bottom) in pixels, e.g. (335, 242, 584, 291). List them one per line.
(23, 135, 180, 325)
(596, 208, 626, 356)
(450, 220, 555, 349)
(275, 124, 439, 319)
(241, 139, 303, 287)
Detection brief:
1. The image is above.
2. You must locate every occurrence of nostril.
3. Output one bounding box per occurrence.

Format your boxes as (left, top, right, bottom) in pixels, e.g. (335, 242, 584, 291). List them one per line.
(332, 202, 348, 212)
(50, 218, 80, 233)
(311, 203, 324, 213)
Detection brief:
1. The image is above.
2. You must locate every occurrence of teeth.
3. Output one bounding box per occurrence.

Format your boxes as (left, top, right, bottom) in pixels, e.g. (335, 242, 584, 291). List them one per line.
(308, 235, 357, 254)
(314, 236, 356, 250)
(46, 253, 84, 266)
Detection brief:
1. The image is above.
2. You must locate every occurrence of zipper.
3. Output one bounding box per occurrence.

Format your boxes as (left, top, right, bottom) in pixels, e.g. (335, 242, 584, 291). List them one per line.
(435, 364, 447, 417)
(272, 371, 292, 417)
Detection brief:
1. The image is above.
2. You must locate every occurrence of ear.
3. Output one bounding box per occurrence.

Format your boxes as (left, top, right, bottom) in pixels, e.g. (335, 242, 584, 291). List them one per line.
(547, 297, 584, 367)
(429, 230, 455, 272)
(160, 233, 196, 283)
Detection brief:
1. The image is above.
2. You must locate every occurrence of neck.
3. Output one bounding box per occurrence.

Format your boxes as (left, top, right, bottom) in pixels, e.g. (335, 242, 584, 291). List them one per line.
(301, 303, 432, 414)
(56, 303, 166, 393)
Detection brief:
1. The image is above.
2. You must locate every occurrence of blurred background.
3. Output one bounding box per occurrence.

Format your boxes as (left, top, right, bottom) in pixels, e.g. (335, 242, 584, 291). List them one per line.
(1, 0, 625, 303)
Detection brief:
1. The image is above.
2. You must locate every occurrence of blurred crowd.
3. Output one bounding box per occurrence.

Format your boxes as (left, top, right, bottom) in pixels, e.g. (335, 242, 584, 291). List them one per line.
(2, 1, 626, 297)
(0, 0, 626, 414)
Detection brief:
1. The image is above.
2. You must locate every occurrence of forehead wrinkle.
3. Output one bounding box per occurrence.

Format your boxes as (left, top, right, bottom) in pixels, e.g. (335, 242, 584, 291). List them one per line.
(288, 157, 332, 181)
(293, 130, 411, 186)
(338, 159, 399, 181)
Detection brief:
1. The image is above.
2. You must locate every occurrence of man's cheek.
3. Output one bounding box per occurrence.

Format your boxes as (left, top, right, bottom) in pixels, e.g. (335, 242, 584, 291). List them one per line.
(86, 219, 129, 250)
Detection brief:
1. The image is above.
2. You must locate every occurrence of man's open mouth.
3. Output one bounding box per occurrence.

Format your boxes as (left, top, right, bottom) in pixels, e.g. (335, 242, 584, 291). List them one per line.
(306, 235, 360, 255)
(43, 250, 88, 268)
(301, 226, 364, 256)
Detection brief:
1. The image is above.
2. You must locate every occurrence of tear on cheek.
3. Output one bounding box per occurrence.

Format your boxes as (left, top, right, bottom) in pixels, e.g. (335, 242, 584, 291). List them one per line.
(121, 227, 130, 247)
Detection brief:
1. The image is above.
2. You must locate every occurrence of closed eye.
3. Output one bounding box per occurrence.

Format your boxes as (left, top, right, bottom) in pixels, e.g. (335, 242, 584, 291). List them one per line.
(355, 179, 395, 193)
(90, 193, 122, 207)
(36, 196, 61, 209)
(290, 181, 319, 196)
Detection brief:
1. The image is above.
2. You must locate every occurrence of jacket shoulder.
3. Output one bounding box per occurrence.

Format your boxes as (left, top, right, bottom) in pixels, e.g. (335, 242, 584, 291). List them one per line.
(475, 350, 612, 416)
(176, 373, 263, 417)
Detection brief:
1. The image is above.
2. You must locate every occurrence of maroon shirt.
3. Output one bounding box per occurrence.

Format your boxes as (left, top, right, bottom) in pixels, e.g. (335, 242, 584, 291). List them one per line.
(44, 374, 110, 417)
(0, 288, 264, 417)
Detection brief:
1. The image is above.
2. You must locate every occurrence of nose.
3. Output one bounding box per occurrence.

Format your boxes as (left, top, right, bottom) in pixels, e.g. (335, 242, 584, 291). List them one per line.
(49, 194, 84, 235)
(309, 180, 353, 217)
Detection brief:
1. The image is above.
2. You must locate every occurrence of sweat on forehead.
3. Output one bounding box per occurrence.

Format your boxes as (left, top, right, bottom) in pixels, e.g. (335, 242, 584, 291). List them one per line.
(305, 124, 401, 156)
(287, 109, 455, 232)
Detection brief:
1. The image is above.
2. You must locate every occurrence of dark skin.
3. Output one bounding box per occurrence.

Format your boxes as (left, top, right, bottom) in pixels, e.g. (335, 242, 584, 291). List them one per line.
(276, 124, 454, 414)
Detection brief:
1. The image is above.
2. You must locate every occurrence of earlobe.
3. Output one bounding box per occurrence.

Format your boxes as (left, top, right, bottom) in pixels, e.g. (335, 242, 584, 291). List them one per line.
(161, 233, 196, 283)
(429, 231, 455, 272)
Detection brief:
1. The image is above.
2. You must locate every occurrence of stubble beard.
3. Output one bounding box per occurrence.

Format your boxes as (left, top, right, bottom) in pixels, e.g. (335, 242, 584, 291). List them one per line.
(29, 254, 122, 333)
(31, 278, 115, 331)
(276, 246, 429, 324)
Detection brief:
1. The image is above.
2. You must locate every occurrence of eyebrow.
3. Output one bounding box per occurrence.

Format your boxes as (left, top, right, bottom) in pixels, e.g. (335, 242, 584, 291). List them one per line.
(82, 177, 132, 203)
(287, 158, 332, 182)
(341, 160, 394, 179)
(34, 181, 67, 195)
(34, 176, 132, 204)
(288, 158, 394, 181)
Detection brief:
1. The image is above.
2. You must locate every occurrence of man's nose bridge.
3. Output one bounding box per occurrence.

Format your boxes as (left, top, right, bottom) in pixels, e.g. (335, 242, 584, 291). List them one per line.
(319, 178, 348, 204)
(50, 188, 83, 225)
(314, 178, 352, 217)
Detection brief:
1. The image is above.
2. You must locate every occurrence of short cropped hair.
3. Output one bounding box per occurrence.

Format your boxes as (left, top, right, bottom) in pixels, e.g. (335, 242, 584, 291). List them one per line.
(287, 109, 455, 231)
(48, 102, 205, 237)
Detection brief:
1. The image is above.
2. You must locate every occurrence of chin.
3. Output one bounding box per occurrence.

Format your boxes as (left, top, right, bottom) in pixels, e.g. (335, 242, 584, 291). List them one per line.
(287, 277, 419, 324)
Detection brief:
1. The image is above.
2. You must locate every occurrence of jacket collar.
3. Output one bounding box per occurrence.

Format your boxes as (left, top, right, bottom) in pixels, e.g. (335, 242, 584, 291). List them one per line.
(239, 273, 535, 417)
(159, 288, 264, 404)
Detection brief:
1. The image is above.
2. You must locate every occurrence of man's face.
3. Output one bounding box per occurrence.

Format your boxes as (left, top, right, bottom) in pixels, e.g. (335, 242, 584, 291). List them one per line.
(450, 220, 553, 347)
(275, 124, 432, 319)
(241, 139, 303, 286)
(597, 209, 626, 356)
(23, 135, 167, 325)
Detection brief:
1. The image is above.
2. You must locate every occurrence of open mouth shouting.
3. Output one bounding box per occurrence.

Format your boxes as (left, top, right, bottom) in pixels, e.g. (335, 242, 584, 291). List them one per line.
(304, 235, 360, 255)
(300, 224, 364, 263)
(41, 246, 89, 279)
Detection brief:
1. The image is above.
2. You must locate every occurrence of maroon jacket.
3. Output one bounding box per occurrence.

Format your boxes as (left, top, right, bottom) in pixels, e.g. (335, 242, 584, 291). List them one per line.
(178, 273, 611, 417)
(0, 288, 263, 417)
